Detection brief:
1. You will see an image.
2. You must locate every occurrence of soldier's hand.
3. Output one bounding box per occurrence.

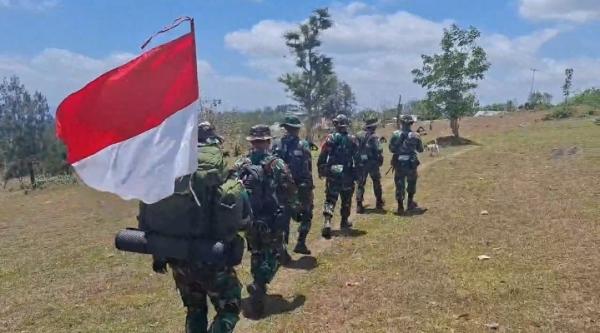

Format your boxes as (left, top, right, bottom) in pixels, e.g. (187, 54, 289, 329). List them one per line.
(152, 259, 168, 274)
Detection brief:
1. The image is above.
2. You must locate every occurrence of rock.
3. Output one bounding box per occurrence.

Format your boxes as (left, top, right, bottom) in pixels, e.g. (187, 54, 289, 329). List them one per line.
(478, 255, 491, 260)
(485, 322, 500, 330)
(480, 210, 489, 216)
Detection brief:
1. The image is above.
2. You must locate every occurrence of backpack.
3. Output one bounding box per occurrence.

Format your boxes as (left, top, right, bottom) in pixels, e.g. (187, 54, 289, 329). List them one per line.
(329, 133, 355, 168)
(121, 144, 246, 264)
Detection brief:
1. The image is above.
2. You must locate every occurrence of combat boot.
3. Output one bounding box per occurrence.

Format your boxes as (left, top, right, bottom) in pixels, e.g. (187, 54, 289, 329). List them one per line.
(356, 202, 365, 214)
(294, 230, 311, 255)
(246, 282, 266, 318)
(407, 200, 426, 214)
(340, 216, 353, 229)
(396, 200, 404, 215)
(376, 198, 385, 210)
(321, 216, 332, 239)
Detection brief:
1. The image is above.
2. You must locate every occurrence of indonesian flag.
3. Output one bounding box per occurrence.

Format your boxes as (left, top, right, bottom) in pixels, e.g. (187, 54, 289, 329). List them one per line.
(56, 32, 199, 204)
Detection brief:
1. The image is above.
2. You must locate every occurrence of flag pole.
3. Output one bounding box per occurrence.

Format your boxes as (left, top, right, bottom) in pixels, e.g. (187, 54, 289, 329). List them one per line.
(141, 16, 194, 50)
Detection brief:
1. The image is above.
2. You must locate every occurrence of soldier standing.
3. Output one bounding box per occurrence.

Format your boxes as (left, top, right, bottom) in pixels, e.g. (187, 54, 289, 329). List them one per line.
(355, 116, 384, 213)
(235, 125, 298, 317)
(388, 115, 425, 215)
(317, 114, 360, 239)
(272, 116, 314, 255)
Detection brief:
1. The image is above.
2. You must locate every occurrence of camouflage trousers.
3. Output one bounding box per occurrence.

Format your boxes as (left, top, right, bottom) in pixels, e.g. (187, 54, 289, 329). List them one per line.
(284, 183, 314, 243)
(323, 175, 355, 220)
(170, 263, 241, 333)
(394, 166, 418, 202)
(356, 165, 383, 204)
(245, 222, 286, 286)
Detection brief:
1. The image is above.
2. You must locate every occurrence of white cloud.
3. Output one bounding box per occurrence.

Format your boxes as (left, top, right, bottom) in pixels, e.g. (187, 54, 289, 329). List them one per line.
(0, 0, 59, 11)
(519, 0, 600, 23)
(0, 48, 288, 111)
(224, 2, 600, 107)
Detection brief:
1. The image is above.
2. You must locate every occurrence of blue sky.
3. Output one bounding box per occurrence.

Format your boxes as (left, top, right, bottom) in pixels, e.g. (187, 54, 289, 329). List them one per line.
(1, 0, 600, 110)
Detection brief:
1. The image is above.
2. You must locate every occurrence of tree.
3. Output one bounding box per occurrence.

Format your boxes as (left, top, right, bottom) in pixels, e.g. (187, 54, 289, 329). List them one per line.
(279, 8, 336, 140)
(0, 76, 53, 187)
(527, 91, 553, 109)
(563, 68, 574, 104)
(405, 99, 442, 120)
(322, 78, 356, 119)
(412, 24, 490, 137)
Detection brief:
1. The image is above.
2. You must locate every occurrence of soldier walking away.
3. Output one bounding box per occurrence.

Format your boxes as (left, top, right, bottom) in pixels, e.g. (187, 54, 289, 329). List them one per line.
(118, 122, 250, 333)
(317, 114, 360, 239)
(235, 125, 299, 317)
(388, 115, 426, 215)
(272, 116, 314, 255)
(355, 116, 384, 213)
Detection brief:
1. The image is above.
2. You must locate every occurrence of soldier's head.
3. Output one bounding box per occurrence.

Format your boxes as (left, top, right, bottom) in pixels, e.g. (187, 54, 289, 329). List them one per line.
(363, 116, 378, 132)
(197, 121, 223, 145)
(246, 124, 272, 152)
(332, 114, 350, 133)
(280, 115, 302, 136)
(400, 115, 414, 129)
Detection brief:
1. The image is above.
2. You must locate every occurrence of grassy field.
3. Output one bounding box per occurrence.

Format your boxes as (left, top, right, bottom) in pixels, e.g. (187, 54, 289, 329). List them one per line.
(1, 112, 599, 332)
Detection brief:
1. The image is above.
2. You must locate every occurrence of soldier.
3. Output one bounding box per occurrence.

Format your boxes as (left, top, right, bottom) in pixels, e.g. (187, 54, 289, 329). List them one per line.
(150, 122, 248, 333)
(388, 115, 425, 215)
(272, 116, 314, 255)
(355, 116, 384, 213)
(317, 114, 360, 239)
(235, 125, 299, 317)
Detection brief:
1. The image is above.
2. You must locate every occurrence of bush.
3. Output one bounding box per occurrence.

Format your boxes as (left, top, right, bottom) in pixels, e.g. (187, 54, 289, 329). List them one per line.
(543, 107, 574, 120)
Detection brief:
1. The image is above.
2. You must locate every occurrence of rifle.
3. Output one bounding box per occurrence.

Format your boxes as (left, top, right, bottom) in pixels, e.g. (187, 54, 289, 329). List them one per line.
(385, 164, 395, 176)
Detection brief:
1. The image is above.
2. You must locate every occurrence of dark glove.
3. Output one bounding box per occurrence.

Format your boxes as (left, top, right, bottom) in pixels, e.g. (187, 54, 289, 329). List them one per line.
(152, 258, 168, 274)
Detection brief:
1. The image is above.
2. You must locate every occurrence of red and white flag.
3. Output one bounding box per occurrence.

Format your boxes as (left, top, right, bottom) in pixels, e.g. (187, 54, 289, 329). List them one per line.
(56, 32, 199, 203)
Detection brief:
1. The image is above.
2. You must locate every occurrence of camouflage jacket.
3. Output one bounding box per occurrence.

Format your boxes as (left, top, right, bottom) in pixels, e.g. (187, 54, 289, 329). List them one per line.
(272, 134, 313, 186)
(389, 129, 424, 156)
(234, 150, 299, 216)
(317, 131, 360, 178)
(356, 129, 383, 167)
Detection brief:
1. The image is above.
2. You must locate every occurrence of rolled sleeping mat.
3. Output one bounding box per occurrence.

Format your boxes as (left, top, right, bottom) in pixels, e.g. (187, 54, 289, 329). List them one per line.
(115, 229, 149, 254)
(114, 229, 244, 265)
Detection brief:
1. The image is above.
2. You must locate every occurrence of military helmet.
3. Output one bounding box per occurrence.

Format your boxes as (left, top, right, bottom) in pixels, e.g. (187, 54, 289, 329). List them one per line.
(280, 115, 303, 128)
(246, 124, 273, 141)
(332, 114, 350, 128)
(198, 121, 219, 143)
(363, 116, 379, 129)
(400, 115, 415, 124)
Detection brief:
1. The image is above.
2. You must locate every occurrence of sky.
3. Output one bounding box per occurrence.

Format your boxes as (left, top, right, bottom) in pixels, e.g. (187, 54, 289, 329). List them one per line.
(1, 0, 600, 111)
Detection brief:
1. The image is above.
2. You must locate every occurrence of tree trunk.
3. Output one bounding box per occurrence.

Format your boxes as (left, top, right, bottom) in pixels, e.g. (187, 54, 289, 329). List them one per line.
(27, 160, 36, 188)
(450, 118, 460, 137)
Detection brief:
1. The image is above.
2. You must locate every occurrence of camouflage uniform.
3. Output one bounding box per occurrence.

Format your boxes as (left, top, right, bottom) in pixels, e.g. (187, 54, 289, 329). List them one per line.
(355, 118, 384, 212)
(272, 116, 314, 255)
(160, 122, 245, 333)
(388, 115, 424, 214)
(317, 114, 360, 238)
(235, 125, 298, 316)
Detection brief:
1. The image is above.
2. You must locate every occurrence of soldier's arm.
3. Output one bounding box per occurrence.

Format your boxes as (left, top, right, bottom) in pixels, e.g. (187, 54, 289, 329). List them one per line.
(389, 132, 399, 154)
(316, 136, 332, 177)
(302, 141, 313, 173)
(416, 137, 424, 153)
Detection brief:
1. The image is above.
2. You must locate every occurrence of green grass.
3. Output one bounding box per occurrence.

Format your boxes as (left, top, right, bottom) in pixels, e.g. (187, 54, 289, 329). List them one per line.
(1, 114, 599, 332)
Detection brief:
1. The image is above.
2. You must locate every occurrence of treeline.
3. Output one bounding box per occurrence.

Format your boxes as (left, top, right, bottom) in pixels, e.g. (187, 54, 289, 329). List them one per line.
(0, 76, 67, 188)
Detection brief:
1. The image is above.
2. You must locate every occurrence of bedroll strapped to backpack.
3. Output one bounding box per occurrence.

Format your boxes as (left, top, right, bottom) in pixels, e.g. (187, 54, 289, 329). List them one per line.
(115, 145, 247, 266)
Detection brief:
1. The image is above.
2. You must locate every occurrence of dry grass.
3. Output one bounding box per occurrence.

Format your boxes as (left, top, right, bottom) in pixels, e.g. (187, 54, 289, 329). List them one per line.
(1, 112, 599, 332)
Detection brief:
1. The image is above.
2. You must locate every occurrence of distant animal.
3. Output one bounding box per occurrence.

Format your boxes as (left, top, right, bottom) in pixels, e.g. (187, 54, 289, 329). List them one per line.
(379, 136, 387, 144)
(425, 139, 440, 157)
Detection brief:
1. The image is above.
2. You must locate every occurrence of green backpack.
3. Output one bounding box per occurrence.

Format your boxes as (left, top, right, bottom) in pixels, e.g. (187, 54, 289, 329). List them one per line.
(135, 144, 247, 262)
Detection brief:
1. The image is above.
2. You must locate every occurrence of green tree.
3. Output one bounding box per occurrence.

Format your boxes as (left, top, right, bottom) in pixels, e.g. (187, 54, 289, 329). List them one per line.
(527, 91, 553, 109)
(411, 24, 490, 137)
(406, 99, 442, 120)
(562, 68, 574, 104)
(0, 76, 53, 187)
(322, 78, 357, 119)
(279, 7, 336, 140)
